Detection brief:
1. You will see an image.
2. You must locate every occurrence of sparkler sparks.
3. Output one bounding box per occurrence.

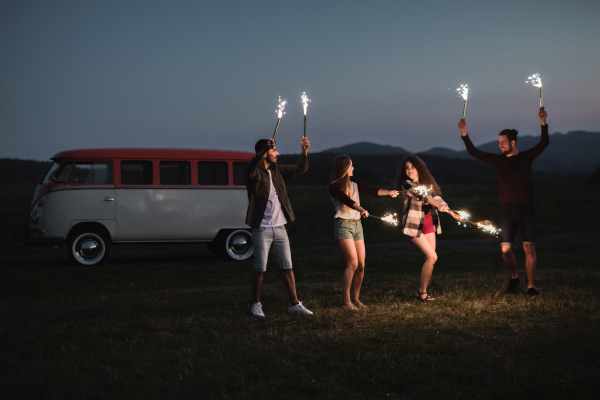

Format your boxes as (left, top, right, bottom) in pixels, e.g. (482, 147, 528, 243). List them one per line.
(272, 96, 287, 140)
(412, 185, 432, 198)
(456, 219, 501, 236)
(370, 213, 398, 226)
(301, 92, 310, 137)
(456, 84, 469, 118)
(526, 73, 543, 107)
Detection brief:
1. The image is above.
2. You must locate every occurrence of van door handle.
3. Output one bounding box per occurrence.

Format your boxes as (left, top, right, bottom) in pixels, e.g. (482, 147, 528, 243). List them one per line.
(103, 197, 114, 202)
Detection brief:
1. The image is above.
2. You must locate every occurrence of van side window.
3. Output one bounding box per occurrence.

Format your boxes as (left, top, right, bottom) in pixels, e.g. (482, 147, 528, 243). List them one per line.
(198, 162, 228, 185)
(160, 161, 191, 185)
(68, 162, 113, 184)
(54, 162, 74, 183)
(233, 162, 247, 185)
(121, 161, 153, 185)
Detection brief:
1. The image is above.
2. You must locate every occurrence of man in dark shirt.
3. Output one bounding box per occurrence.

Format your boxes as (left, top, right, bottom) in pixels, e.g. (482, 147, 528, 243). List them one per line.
(457, 108, 549, 295)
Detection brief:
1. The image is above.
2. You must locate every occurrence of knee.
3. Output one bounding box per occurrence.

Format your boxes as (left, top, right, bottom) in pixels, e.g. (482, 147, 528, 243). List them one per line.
(501, 246, 513, 256)
(427, 253, 438, 264)
(346, 261, 359, 271)
(356, 261, 365, 272)
(523, 245, 536, 256)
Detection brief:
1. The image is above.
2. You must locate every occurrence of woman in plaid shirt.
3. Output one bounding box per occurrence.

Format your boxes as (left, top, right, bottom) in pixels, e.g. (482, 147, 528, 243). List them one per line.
(396, 155, 461, 301)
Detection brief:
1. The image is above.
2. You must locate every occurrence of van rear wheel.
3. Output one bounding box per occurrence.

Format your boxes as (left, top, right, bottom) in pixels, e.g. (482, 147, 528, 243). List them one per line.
(208, 229, 253, 261)
(68, 229, 110, 266)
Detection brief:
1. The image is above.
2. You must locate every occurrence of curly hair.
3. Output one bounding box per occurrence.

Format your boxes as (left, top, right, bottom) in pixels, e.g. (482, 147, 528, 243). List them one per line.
(395, 155, 441, 195)
(331, 155, 353, 212)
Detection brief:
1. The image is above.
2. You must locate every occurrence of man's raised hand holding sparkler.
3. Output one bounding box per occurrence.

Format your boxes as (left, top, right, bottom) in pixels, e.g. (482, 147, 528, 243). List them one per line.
(457, 105, 549, 296)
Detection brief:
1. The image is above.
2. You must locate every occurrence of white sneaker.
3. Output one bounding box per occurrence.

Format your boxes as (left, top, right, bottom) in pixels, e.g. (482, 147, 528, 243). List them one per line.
(251, 302, 265, 317)
(288, 301, 313, 315)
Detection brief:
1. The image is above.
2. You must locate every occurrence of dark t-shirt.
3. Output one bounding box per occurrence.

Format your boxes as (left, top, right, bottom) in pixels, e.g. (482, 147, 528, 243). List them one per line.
(461, 125, 549, 204)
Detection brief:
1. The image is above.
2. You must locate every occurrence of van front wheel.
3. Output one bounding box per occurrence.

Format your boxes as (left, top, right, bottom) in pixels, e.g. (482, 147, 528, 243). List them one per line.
(68, 229, 110, 266)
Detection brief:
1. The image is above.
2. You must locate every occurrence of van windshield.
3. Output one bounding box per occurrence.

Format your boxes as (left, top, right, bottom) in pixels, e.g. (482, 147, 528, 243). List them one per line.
(41, 161, 61, 184)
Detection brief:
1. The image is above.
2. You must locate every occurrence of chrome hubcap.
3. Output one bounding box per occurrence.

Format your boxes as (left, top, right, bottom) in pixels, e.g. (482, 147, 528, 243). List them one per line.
(79, 239, 100, 259)
(231, 236, 248, 254)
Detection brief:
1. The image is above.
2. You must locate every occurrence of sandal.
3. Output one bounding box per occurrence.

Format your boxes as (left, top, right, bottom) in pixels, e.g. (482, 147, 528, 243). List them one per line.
(417, 292, 435, 302)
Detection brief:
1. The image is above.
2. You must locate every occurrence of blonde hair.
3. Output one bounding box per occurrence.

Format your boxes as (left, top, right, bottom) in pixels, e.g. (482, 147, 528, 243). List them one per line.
(331, 155, 353, 212)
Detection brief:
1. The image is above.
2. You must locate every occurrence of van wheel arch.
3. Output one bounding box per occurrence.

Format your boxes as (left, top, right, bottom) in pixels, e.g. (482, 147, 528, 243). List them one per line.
(208, 229, 253, 261)
(67, 223, 111, 266)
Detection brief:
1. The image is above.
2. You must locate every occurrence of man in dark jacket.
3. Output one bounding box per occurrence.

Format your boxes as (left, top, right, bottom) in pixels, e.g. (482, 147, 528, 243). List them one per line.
(458, 108, 549, 296)
(245, 137, 312, 317)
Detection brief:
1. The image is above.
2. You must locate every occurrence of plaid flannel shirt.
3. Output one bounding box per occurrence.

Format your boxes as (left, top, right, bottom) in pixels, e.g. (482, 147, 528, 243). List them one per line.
(400, 179, 442, 237)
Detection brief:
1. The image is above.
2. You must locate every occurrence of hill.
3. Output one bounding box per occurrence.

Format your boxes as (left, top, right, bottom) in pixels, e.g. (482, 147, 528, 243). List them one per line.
(0, 158, 52, 185)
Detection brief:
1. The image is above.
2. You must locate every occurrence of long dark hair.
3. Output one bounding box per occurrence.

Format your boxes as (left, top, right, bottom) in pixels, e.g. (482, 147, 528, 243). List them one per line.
(395, 155, 441, 195)
(331, 155, 352, 211)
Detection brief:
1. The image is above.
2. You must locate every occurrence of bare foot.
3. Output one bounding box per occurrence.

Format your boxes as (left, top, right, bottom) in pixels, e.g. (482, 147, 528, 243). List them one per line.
(352, 300, 367, 308)
(342, 302, 358, 310)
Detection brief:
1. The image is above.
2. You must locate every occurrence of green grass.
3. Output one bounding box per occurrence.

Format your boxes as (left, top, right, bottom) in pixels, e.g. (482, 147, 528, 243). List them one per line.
(1, 244, 599, 399)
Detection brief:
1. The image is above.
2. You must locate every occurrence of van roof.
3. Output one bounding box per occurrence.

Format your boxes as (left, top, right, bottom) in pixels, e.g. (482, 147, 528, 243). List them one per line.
(51, 148, 255, 160)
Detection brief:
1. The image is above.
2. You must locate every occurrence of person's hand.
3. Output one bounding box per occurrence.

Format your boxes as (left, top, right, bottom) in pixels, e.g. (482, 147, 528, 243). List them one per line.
(439, 204, 449, 213)
(387, 190, 399, 198)
(357, 206, 369, 218)
(448, 211, 461, 220)
(301, 137, 310, 153)
(458, 119, 468, 136)
(539, 107, 547, 126)
(267, 139, 275, 149)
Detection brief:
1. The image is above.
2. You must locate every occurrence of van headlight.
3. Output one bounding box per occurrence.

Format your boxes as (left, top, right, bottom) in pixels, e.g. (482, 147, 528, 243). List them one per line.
(30, 209, 39, 224)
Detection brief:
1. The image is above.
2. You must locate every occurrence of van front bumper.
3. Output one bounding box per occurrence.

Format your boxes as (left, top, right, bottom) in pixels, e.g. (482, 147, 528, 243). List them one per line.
(23, 228, 64, 247)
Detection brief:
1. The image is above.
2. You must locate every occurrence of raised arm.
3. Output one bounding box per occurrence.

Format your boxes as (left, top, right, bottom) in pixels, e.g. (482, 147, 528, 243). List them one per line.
(245, 140, 273, 180)
(525, 107, 550, 160)
(279, 137, 310, 178)
(458, 119, 498, 165)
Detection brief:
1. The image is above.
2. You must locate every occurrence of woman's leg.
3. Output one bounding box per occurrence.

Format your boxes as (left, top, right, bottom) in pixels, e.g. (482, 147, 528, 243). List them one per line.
(410, 233, 438, 297)
(338, 238, 359, 309)
(350, 239, 366, 305)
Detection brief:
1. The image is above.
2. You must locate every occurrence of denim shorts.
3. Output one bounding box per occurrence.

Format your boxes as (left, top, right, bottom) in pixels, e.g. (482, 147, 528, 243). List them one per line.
(252, 226, 292, 272)
(334, 220, 364, 242)
(499, 203, 536, 246)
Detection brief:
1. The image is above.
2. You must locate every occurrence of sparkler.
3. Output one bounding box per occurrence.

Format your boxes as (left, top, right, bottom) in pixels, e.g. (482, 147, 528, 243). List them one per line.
(398, 185, 432, 198)
(448, 209, 471, 220)
(272, 96, 287, 140)
(370, 213, 398, 226)
(526, 73, 543, 107)
(456, 219, 501, 237)
(456, 84, 469, 118)
(301, 92, 310, 137)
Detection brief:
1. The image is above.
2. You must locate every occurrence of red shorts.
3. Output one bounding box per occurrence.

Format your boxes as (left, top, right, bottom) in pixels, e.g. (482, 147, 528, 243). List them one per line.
(408, 214, 435, 239)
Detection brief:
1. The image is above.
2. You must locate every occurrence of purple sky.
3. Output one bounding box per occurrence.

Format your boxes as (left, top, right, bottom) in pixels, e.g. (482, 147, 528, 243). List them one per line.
(2, 0, 599, 160)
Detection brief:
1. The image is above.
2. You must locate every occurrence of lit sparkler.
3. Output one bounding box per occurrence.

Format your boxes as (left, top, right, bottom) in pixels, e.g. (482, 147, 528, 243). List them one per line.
(301, 92, 310, 137)
(456, 219, 501, 237)
(456, 84, 469, 118)
(272, 96, 287, 140)
(398, 185, 432, 199)
(448, 209, 471, 220)
(370, 213, 398, 226)
(526, 73, 543, 107)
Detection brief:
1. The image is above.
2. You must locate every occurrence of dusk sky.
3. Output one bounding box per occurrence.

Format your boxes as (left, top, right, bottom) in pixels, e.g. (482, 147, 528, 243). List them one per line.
(2, 0, 599, 161)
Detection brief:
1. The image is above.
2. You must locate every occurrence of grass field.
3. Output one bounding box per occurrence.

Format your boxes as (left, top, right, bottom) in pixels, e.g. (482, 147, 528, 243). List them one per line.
(1, 243, 599, 399)
(2, 184, 600, 398)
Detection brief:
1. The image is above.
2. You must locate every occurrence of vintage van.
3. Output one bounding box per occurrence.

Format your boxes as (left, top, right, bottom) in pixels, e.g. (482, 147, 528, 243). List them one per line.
(24, 148, 255, 265)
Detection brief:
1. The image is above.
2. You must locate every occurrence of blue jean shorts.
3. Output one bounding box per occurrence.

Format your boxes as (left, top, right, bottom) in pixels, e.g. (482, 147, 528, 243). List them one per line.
(252, 226, 293, 272)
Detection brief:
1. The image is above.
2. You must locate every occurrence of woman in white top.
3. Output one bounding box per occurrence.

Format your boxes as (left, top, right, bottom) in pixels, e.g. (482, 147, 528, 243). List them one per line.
(328, 155, 398, 310)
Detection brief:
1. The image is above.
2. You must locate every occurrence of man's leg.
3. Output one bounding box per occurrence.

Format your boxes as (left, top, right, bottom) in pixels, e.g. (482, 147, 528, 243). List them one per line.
(251, 227, 273, 304)
(501, 245, 518, 279)
(523, 244, 537, 289)
(270, 226, 298, 304)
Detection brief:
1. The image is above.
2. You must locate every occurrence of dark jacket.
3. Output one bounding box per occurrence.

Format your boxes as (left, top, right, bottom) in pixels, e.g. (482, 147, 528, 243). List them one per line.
(244, 149, 309, 228)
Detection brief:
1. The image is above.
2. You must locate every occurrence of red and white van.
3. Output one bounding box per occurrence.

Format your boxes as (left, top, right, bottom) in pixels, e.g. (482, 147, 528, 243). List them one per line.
(24, 148, 255, 265)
